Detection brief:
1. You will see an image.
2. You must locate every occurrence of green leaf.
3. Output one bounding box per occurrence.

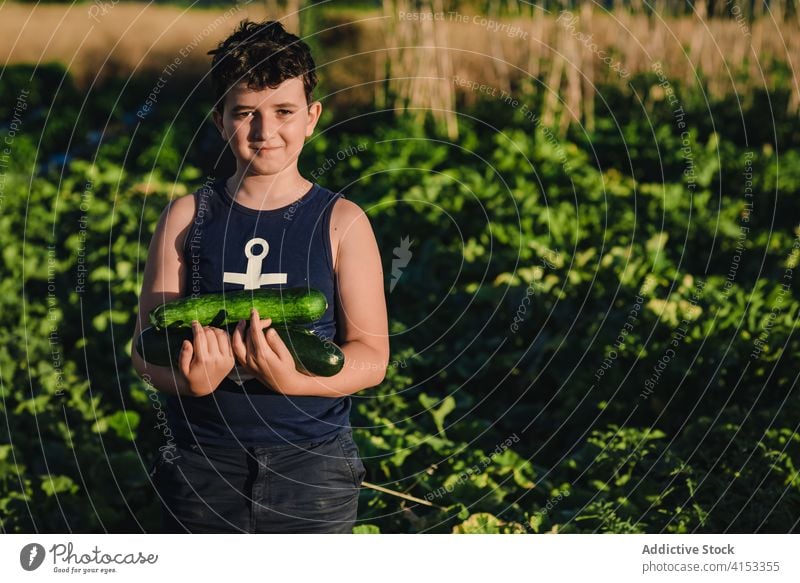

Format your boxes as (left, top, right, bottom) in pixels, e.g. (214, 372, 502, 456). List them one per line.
(452, 512, 504, 534)
(0, 444, 13, 461)
(92, 312, 108, 332)
(89, 266, 115, 282)
(41, 475, 79, 497)
(105, 410, 140, 441)
(14, 395, 50, 415)
(419, 393, 456, 437)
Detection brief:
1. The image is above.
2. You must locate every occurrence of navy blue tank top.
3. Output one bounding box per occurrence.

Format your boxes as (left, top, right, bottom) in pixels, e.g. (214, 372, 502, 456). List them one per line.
(165, 177, 351, 446)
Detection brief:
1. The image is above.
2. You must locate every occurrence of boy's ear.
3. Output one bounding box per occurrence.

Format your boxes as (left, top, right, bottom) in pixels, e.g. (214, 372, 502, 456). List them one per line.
(212, 108, 225, 139)
(305, 100, 322, 138)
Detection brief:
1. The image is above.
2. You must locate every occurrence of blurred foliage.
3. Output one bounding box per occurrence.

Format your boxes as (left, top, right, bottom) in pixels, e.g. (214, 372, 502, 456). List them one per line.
(0, 57, 797, 533)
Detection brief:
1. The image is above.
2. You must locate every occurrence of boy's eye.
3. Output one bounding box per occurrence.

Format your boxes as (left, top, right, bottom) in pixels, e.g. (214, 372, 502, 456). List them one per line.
(278, 109, 293, 115)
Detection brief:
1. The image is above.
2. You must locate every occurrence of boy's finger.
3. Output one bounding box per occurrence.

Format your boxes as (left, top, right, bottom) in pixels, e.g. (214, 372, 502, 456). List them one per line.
(248, 308, 273, 330)
(238, 323, 259, 370)
(178, 339, 193, 377)
(192, 320, 207, 359)
(212, 327, 231, 357)
(246, 322, 261, 361)
(224, 328, 235, 358)
(232, 320, 247, 365)
(248, 309, 271, 355)
(247, 308, 259, 353)
(266, 328, 292, 362)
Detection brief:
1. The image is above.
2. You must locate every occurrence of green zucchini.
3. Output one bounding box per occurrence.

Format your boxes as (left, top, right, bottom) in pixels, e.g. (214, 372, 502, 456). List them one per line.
(135, 323, 345, 377)
(269, 324, 345, 377)
(148, 287, 327, 330)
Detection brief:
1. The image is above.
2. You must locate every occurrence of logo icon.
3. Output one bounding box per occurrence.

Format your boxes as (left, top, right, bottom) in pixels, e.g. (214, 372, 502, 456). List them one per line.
(390, 236, 413, 293)
(223, 237, 287, 289)
(20, 543, 46, 571)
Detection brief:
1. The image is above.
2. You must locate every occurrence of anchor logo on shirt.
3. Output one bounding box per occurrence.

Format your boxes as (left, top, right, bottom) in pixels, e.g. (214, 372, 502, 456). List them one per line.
(223, 237, 287, 289)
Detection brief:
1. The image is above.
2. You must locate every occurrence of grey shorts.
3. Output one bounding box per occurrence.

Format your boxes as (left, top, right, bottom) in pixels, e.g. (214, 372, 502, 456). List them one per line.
(148, 428, 366, 533)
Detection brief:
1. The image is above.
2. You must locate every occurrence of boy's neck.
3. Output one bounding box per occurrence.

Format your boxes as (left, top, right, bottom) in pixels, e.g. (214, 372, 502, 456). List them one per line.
(225, 170, 314, 210)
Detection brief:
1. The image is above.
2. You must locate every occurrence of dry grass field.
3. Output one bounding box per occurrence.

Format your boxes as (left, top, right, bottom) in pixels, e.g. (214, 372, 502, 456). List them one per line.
(0, 2, 276, 84)
(1, 1, 797, 133)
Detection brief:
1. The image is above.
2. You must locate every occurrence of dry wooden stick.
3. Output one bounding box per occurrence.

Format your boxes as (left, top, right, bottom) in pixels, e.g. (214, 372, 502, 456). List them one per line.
(361, 480, 449, 510)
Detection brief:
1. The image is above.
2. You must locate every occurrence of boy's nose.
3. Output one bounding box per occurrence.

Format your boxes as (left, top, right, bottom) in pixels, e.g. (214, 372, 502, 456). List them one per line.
(252, 117, 279, 141)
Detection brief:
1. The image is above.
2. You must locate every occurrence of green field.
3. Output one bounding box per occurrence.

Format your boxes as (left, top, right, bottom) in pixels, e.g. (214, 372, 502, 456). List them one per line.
(0, 4, 798, 533)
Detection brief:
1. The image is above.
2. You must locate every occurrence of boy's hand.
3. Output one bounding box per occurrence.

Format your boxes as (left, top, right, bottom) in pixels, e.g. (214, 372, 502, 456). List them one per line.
(231, 308, 301, 394)
(178, 321, 235, 397)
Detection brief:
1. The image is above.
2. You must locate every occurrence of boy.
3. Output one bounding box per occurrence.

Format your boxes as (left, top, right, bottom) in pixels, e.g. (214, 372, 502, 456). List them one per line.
(131, 19, 389, 533)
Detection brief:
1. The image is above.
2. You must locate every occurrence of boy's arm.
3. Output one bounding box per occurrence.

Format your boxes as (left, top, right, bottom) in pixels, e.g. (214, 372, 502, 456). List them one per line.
(131, 194, 197, 397)
(291, 198, 390, 397)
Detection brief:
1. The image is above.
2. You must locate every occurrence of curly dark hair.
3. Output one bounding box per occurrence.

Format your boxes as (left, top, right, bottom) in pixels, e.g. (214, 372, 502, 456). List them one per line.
(207, 19, 318, 114)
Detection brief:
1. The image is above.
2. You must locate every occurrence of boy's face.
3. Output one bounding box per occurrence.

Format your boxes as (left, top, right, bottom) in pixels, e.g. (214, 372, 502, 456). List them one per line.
(212, 77, 321, 178)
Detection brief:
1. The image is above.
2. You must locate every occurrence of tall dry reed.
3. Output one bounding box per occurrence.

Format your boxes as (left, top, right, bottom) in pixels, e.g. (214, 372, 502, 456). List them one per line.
(1, 1, 796, 135)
